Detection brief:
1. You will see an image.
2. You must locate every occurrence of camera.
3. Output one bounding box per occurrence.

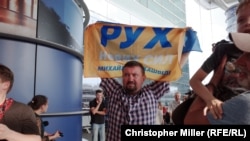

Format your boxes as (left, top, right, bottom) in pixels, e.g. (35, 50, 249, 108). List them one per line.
(42, 121, 49, 127)
(59, 131, 64, 137)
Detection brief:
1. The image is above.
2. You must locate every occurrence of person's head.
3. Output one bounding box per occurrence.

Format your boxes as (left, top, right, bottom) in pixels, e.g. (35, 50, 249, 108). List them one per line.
(0, 64, 14, 94)
(158, 101, 163, 109)
(95, 89, 104, 101)
(122, 61, 146, 95)
(174, 92, 181, 101)
(28, 95, 48, 114)
(236, 0, 250, 33)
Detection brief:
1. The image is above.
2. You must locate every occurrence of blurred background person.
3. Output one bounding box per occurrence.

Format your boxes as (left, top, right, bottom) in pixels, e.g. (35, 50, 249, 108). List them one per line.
(168, 91, 183, 124)
(28, 95, 62, 141)
(163, 106, 171, 125)
(89, 89, 107, 141)
(0, 64, 40, 141)
(155, 101, 164, 125)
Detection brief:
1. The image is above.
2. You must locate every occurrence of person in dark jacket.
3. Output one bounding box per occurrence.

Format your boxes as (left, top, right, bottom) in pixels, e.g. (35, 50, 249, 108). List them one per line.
(0, 64, 40, 141)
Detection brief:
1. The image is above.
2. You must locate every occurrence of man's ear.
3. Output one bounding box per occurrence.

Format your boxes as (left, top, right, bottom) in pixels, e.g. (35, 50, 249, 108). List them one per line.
(3, 81, 10, 91)
(142, 75, 146, 81)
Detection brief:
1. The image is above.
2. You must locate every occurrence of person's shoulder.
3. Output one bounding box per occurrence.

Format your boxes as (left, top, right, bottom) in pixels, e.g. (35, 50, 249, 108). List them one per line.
(214, 40, 232, 49)
(169, 100, 175, 104)
(12, 100, 27, 106)
(12, 100, 31, 109)
(89, 98, 96, 102)
(89, 99, 96, 104)
(213, 39, 241, 54)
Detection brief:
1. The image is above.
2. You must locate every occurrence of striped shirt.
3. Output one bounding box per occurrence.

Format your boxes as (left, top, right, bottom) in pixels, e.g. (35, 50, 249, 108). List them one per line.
(100, 78, 169, 141)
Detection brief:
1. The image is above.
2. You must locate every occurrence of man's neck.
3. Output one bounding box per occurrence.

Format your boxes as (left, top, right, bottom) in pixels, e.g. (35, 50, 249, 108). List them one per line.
(34, 110, 42, 115)
(0, 94, 6, 105)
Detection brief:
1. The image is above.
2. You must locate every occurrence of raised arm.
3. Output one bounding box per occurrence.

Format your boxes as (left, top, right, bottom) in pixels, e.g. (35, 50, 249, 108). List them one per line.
(180, 52, 190, 68)
(0, 124, 41, 141)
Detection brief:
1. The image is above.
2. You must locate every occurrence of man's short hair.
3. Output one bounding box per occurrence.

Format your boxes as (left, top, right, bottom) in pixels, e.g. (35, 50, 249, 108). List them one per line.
(95, 89, 103, 94)
(122, 61, 145, 75)
(0, 64, 14, 93)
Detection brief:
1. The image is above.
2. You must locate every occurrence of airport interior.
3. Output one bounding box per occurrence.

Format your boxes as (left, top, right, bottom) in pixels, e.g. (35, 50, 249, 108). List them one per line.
(0, 0, 241, 141)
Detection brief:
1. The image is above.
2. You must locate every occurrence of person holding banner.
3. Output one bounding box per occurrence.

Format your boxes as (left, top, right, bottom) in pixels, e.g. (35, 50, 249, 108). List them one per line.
(84, 19, 201, 140)
(100, 58, 189, 141)
(184, 0, 250, 125)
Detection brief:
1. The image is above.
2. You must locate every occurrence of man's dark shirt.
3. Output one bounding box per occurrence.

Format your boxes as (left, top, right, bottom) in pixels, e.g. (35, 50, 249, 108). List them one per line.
(89, 99, 106, 124)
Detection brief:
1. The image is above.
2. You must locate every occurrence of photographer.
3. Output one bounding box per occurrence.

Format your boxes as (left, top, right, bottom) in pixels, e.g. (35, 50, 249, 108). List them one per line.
(28, 95, 63, 141)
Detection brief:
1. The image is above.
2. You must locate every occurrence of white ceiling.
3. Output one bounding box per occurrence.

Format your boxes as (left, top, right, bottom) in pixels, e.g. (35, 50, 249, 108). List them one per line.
(195, 0, 239, 10)
(109, 0, 174, 26)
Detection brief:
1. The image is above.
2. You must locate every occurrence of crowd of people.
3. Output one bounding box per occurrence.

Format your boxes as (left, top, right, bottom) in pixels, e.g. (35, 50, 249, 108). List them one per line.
(0, 64, 41, 141)
(1, 0, 250, 141)
(89, 1, 250, 141)
(0, 64, 62, 141)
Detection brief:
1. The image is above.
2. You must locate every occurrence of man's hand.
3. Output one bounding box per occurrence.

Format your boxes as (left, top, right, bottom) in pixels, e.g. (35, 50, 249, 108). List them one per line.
(0, 124, 10, 139)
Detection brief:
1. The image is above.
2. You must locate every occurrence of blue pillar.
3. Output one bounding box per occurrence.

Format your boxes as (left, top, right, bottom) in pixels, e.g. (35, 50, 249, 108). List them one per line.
(0, 0, 84, 140)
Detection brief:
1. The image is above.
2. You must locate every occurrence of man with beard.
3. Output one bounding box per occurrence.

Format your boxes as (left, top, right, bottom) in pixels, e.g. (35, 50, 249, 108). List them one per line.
(100, 58, 189, 141)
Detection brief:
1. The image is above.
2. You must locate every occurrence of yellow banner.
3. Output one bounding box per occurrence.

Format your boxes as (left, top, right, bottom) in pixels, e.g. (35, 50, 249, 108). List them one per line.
(83, 22, 198, 81)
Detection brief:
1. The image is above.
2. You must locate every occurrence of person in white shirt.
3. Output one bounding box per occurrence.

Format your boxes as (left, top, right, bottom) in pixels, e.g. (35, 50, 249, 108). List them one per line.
(155, 102, 164, 125)
(168, 92, 183, 124)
